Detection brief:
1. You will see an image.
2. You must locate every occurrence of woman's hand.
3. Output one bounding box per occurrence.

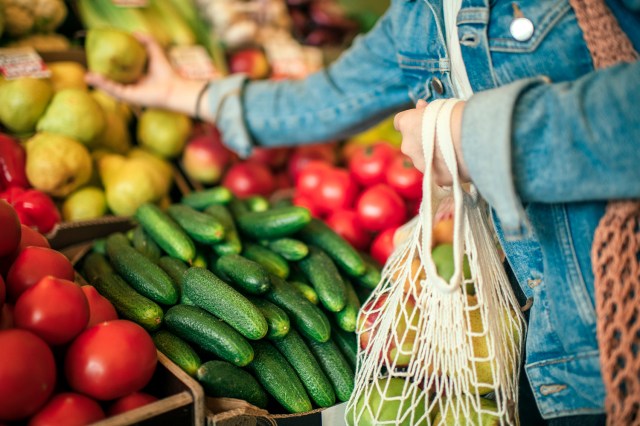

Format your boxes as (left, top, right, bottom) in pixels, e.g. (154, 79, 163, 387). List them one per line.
(393, 99, 470, 186)
(85, 33, 208, 117)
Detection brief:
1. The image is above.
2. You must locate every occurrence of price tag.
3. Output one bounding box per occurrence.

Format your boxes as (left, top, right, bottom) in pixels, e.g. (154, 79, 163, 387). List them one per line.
(169, 45, 221, 81)
(111, 0, 148, 7)
(0, 47, 51, 80)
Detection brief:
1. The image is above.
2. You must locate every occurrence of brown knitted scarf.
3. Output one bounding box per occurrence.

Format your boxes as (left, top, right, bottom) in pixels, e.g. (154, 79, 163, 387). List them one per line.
(568, 0, 639, 424)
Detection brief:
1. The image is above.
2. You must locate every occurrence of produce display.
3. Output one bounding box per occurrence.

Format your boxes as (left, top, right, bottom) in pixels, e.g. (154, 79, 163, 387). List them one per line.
(0, 199, 161, 424)
(0, 0, 72, 51)
(78, 190, 381, 414)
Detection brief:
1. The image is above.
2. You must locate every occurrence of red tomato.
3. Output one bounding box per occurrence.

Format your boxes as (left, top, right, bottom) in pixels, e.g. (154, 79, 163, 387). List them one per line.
(0, 199, 20, 257)
(0, 329, 56, 421)
(348, 143, 398, 187)
(0, 224, 50, 278)
(222, 161, 275, 198)
(248, 147, 290, 169)
(65, 320, 157, 401)
(370, 227, 398, 265)
(287, 143, 336, 182)
(386, 155, 423, 200)
(356, 184, 407, 232)
(294, 142, 337, 164)
(274, 171, 292, 190)
(6, 247, 74, 302)
(82, 286, 118, 329)
(292, 194, 323, 218)
(15, 277, 89, 345)
(108, 392, 158, 416)
(295, 161, 332, 196)
(28, 393, 105, 426)
(325, 209, 371, 251)
(316, 168, 359, 213)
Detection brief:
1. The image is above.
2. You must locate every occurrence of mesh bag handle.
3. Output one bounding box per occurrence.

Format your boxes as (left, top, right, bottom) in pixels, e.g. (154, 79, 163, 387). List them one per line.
(568, 0, 640, 424)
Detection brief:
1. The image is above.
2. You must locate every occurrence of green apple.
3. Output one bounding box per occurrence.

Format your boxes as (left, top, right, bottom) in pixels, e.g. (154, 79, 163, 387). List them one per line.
(431, 243, 471, 282)
(62, 187, 107, 221)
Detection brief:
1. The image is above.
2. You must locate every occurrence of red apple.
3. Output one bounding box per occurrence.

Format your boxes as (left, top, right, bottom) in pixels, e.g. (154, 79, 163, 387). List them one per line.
(248, 147, 290, 169)
(181, 130, 232, 185)
(357, 292, 420, 368)
(370, 226, 398, 265)
(222, 161, 275, 198)
(229, 48, 271, 80)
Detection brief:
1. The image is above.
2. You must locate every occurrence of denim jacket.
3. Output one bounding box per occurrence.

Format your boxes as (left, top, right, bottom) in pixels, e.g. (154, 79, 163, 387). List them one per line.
(208, 0, 640, 418)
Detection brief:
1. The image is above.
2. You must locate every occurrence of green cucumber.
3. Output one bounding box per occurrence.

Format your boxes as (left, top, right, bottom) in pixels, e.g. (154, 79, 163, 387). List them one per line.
(265, 275, 330, 343)
(330, 322, 358, 369)
(192, 249, 208, 268)
(306, 337, 355, 402)
(82, 252, 163, 332)
(297, 246, 346, 312)
(135, 203, 196, 263)
(92, 238, 106, 255)
(298, 218, 366, 277)
(106, 233, 178, 305)
(248, 297, 290, 340)
(354, 252, 382, 289)
(205, 204, 242, 255)
(153, 330, 201, 377)
(291, 281, 319, 305)
(237, 206, 311, 240)
(249, 341, 312, 413)
(181, 187, 233, 210)
(273, 329, 336, 407)
(264, 238, 309, 261)
(227, 197, 250, 219)
(246, 195, 269, 212)
(215, 254, 270, 295)
(183, 267, 268, 340)
(335, 280, 361, 332)
(157, 256, 188, 288)
(131, 226, 162, 262)
(242, 242, 289, 279)
(197, 360, 268, 408)
(167, 204, 225, 244)
(164, 304, 254, 366)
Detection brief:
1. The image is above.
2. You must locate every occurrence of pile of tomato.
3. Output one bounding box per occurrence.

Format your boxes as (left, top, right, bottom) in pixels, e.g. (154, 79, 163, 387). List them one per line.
(292, 142, 423, 265)
(0, 200, 159, 425)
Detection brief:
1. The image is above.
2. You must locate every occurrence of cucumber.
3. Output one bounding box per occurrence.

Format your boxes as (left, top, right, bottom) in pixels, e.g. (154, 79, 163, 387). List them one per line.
(181, 187, 233, 210)
(131, 226, 162, 262)
(264, 238, 309, 261)
(82, 252, 163, 332)
(153, 330, 201, 377)
(157, 256, 188, 288)
(248, 297, 290, 340)
(197, 360, 268, 408)
(135, 203, 196, 263)
(298, 218, 366, 277)
(297, 246, 346, 312)
(164, 304, 254, 366)
(306, 337, 355, 402)
(237, 206, 311, 240)
(167, 204, 225, 244)
(249, 341, 312, 413)
(246, 195, 269, 212)
(354, 252, 382, 289)
(290, 281, 319, 305)
(265, 275, 330, 343)
(335, 280, 361, 332)
(106, 233, 178, 305)
(215, 254, 270, 295)
(92, 238, 106, 255)
(181, 291, 196, 306)
(271, 197, 293, 209)
(183, 267, 268, 340)
(192, 249, 208, 268)
(205, 204, 242, 255)
(273, 329, 336, 407)
(330, 322, 358, 369)
(242, 243, 289, 279)
(227, 197, 250, 219)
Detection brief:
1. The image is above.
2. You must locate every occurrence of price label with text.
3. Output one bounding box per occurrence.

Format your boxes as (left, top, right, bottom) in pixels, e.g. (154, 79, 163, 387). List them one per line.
(0, 47, 51, 80)
(169, 45, 221, 81)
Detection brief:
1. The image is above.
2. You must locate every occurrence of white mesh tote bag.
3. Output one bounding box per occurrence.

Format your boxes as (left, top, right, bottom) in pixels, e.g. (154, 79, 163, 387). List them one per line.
(346, 98, 526, 426)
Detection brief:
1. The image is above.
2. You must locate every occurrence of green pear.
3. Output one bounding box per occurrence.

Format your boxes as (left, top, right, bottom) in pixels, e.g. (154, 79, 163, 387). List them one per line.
(103, 160, 159, 216)
(37, 88, 105, 146)
(91, 89, 132, 122)
(137, 109, 192, 159)
(48, 61, 87, 92)
(86, 29, 147, 84)
(94, 108, 132, 154)
(433, 397, 499, 426)
(0, 78, 53, 133)
(25, 133, 92, 197)
(62, 186, 108, 221)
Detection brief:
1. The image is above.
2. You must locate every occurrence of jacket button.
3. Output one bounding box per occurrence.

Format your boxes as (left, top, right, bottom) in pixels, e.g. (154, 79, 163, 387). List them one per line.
(510, 17, 534, 41)
(431, 77, 444, 95)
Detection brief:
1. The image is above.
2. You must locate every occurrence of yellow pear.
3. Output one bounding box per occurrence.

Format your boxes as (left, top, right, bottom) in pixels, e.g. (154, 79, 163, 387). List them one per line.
(85, 29, 147, 84)
(128, 148, 173, 197)
(48, 62, 87, 92)
(137, 108, 192, 159)
(62, 186, 108, 221)
(94, 108, 132, 154)
(91, 89, 132, 123)
(0, 78, 53, 133)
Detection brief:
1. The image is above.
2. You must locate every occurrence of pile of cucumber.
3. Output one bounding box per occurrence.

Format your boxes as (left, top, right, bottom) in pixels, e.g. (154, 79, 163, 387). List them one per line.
(81, 187, 382, 414)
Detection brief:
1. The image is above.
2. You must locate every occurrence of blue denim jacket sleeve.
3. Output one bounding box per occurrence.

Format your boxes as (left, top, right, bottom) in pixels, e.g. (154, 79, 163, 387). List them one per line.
(206, 10, 413, 157)
(461, 61, 640, 239)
